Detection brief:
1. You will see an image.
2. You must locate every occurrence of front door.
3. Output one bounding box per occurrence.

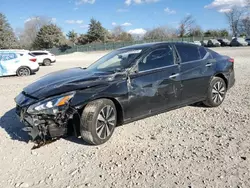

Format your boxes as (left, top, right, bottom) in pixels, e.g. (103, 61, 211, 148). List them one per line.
(125, 45, 181, 120)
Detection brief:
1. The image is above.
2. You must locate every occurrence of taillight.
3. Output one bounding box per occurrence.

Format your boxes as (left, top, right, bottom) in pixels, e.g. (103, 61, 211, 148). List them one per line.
(228, 58, 234, 63)
(29, 58, 37, 62)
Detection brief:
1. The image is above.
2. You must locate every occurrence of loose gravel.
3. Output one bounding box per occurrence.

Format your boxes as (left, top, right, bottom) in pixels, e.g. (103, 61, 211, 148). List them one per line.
(0, 47, 249, 188)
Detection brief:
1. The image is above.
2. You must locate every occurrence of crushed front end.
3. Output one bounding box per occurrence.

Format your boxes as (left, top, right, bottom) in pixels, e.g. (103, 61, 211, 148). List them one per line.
(15, 91, 76, 145)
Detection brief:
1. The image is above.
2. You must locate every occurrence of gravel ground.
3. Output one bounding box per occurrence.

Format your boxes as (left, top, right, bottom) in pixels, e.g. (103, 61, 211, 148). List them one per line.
(0, 47, 249, 188)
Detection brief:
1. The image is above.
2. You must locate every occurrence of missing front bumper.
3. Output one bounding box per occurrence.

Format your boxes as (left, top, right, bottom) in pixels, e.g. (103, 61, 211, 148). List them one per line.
(15, 105, 74, 143)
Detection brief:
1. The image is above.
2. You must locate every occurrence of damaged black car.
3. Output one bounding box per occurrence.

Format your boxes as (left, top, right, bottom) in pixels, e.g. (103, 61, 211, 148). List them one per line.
(15, 42, 235, 145)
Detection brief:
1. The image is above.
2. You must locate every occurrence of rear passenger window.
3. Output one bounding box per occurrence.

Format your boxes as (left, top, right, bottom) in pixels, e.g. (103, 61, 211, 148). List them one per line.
(139, 46, 174, 71)
(175, 44, 200, 63)
(207, 49, 221, 58)
(199, 47, 207, 59)
(1, 53, 17, 61)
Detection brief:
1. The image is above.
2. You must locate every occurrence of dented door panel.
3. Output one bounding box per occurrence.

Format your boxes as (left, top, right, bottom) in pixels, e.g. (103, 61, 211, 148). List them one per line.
(126, 65, 181, 119)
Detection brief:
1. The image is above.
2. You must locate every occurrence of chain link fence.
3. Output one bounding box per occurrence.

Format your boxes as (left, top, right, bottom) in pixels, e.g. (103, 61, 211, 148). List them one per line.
(49, 36, 231, 56)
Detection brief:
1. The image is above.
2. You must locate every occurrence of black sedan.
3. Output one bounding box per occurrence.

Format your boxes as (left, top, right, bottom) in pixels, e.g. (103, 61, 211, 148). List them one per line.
(217, 38, 230, 46)
(15, 42, 235, 145)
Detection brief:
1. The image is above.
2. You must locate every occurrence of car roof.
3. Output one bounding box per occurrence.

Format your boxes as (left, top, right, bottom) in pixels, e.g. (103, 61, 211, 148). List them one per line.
(0, 49, 30, 54)
(0, 49, 29, 52)
(31, 50, 49, 53)
(119, 41, 199, 50)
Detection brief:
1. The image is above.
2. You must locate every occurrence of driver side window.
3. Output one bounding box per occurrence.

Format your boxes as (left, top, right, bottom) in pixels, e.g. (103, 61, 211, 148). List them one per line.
(139, 46, 174, 72)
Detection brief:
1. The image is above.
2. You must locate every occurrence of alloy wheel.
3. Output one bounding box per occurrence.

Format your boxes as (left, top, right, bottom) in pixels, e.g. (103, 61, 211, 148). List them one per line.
(212, 81, 226, 104)
(96, 105, 116, 139)
(18, 68, 30, 76)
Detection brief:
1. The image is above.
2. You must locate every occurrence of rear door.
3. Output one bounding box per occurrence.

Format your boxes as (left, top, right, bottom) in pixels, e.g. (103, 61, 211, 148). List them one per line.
(175, 44, 214, 104)
(126, 45, 182, 119)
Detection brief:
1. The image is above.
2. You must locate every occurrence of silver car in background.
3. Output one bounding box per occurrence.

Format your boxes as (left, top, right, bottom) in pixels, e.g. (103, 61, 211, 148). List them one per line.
(230, 38, 248, 46)
(207, 39, 221, 47)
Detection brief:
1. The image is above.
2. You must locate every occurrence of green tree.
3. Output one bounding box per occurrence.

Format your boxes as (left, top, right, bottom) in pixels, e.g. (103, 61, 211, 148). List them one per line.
(218, 29, 229, 37)
(87, 18, 106, 43)
(0, 13, 19, 49)
(204, 30, 212, 37)
(204, 29, 229, 38)
(67, 30, 78, 45)
(32, 24, 66, 49)
(77, 34, 88, 45)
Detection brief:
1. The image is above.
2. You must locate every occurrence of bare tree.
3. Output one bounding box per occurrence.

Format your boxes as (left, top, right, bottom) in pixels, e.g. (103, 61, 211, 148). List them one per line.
(190, 26, 203, 37)
(225, 6, 244, 37)
(179, 15, 196, 37)
(144, 26, 176, 40)
(112, 25, 124, 37)
(18, 16, 53, 48)
(111, 25, 133, 41)
(239, 16, 250, 36)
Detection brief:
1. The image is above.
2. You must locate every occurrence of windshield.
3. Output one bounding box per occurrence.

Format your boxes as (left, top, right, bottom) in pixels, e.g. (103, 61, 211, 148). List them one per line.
(87, 48, 146, 72)
(237, 38, 245, 42)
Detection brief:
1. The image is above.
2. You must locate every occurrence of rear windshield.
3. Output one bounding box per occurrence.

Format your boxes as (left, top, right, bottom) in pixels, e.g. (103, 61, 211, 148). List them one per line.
(28, 53, 35, 57)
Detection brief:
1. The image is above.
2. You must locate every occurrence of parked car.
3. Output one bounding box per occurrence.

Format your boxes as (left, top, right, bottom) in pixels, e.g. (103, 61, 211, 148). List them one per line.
(15, 42, 235, 145)
(217, 38, 230, 46)
(230, 38, 248, 46)
(207, 39, 221, 47)
(0, 50, 39, 77)
(30, 50, 56, 66)
(245, 38, 250, 46)
(193, 41, 202, 46)
(201, 40, 208, 47)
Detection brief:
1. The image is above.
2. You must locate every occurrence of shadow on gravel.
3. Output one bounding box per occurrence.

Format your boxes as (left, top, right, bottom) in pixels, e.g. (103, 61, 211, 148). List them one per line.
(189, 102, 208, 108)
(64, 136, 92, 146)
(0, 108, 30, 143)
(0, 108, 92, 146)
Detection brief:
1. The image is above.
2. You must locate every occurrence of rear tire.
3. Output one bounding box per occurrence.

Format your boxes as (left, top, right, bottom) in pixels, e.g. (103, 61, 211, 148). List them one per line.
(17, 67, 31, 76)
(43, 59, 51, 66)
(203, 77, 227, 107)
(80, 99, 117, 145)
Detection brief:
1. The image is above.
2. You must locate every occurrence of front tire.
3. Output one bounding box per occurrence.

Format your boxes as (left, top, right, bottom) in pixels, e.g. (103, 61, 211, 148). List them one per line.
(203, 77, 227, 107)
(80, 99, 117, 145)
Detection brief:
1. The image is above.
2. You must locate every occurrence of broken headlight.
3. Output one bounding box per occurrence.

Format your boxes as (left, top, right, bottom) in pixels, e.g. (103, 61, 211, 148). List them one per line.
(27, 92, 75, 115)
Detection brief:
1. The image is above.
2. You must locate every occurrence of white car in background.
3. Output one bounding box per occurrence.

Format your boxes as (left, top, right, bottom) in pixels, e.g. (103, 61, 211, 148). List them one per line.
(0, 50, 39, 77)
(30, 50, 56, 66)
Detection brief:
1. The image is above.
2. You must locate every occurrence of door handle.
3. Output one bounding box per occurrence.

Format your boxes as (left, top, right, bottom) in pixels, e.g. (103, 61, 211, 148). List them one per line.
(169, 73, 179, 79)
(206, 63, 213, 67)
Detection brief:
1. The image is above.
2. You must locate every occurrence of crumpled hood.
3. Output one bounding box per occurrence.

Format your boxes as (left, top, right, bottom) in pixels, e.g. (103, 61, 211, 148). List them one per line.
(23, 67, 111, 99)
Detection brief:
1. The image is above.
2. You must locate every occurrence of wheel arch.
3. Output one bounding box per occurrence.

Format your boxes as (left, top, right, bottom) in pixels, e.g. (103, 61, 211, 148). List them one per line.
(214, 73, 228, 89)
(43, 58, 52, 62)
(76, 97, 125, 126)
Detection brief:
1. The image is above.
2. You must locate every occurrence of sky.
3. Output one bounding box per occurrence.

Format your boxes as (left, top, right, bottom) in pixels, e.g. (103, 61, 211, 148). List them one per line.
(0, 0, 247, 35)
